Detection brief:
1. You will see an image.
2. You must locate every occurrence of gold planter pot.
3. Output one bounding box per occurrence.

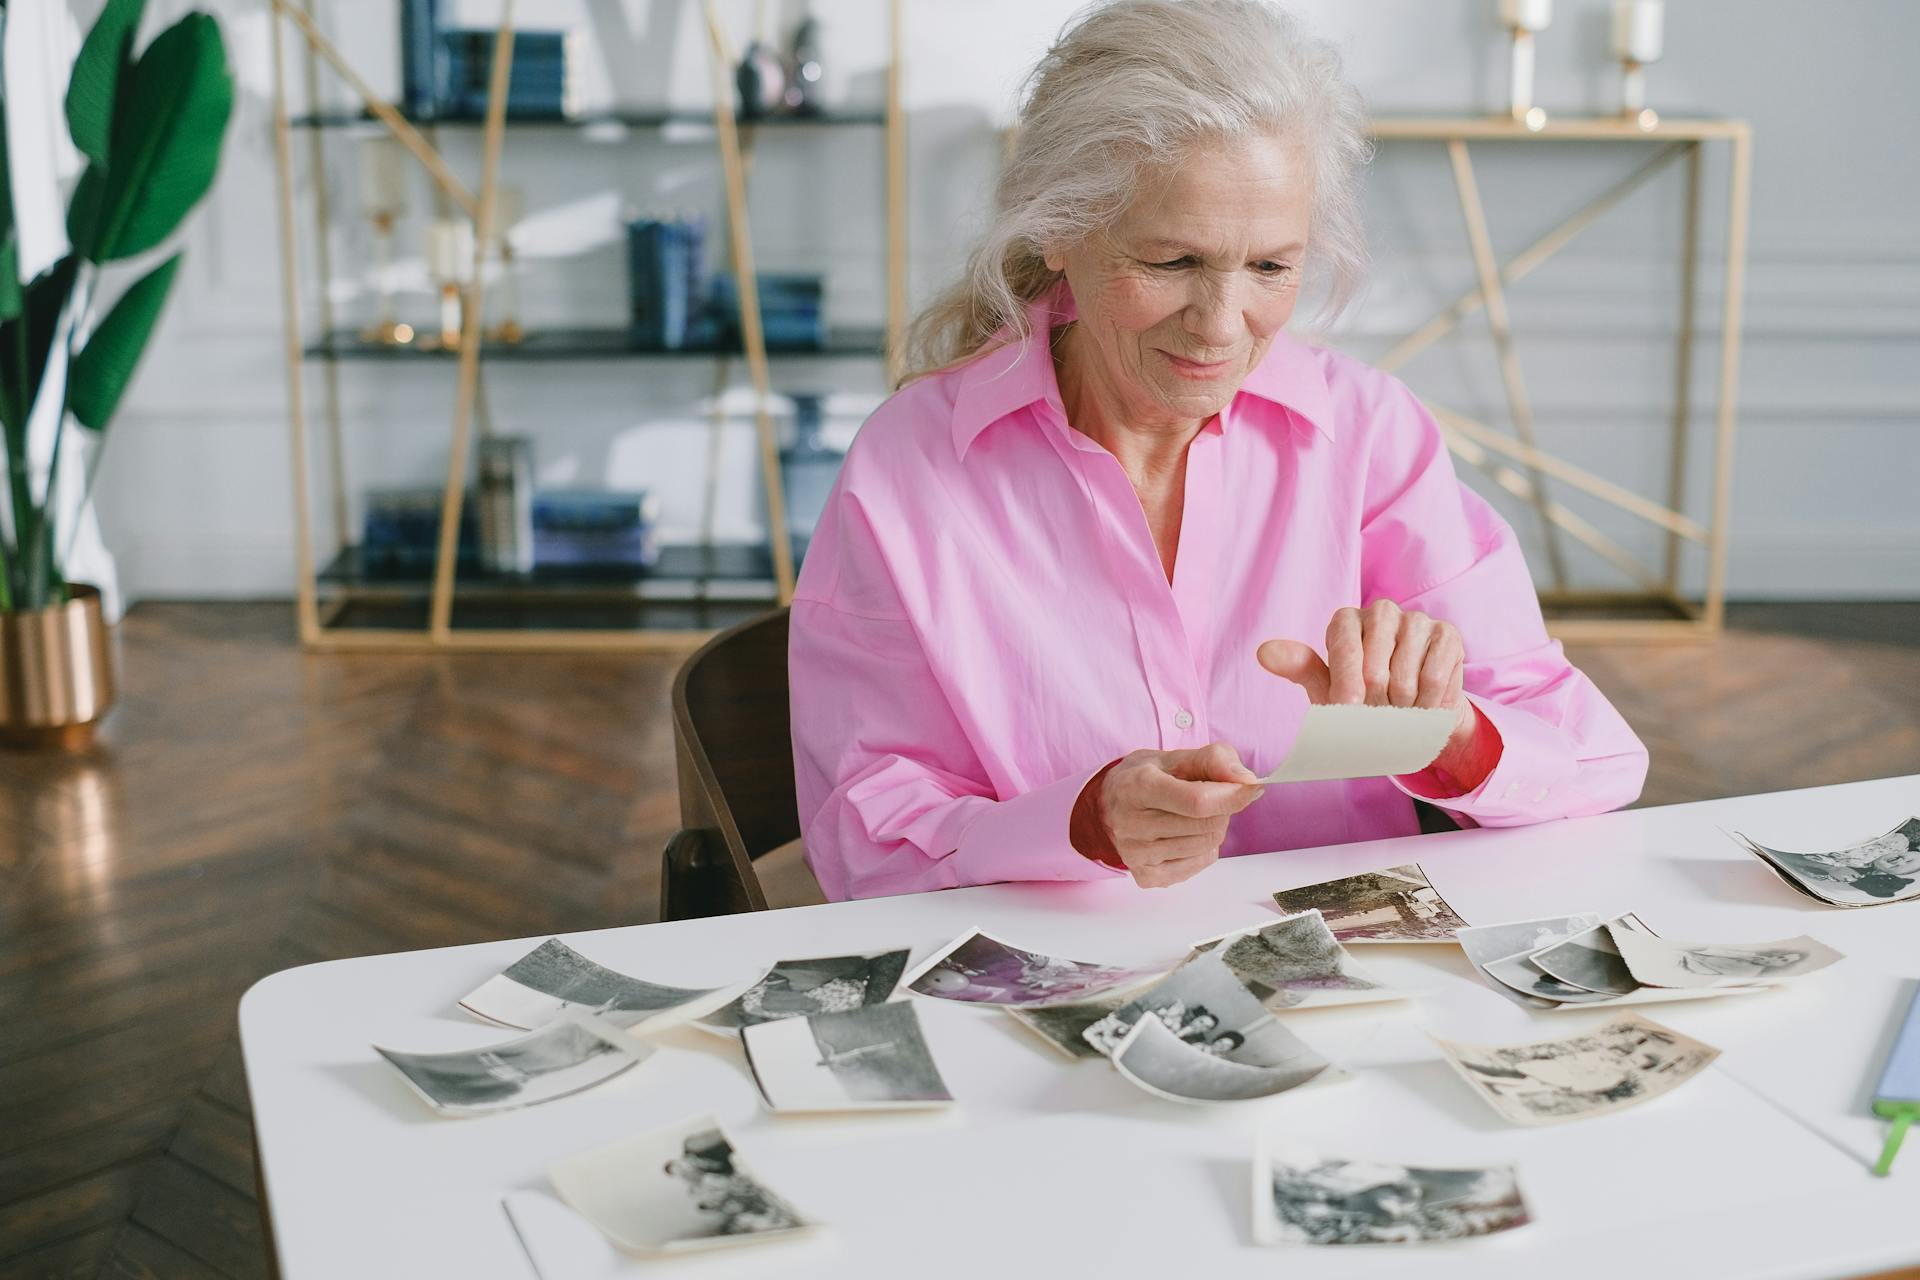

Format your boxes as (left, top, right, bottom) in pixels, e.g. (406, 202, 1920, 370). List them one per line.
(0, 584, 116, 750)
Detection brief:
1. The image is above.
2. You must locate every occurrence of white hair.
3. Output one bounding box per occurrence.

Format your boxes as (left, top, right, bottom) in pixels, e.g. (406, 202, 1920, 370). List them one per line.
(899, 0, 1371, 386)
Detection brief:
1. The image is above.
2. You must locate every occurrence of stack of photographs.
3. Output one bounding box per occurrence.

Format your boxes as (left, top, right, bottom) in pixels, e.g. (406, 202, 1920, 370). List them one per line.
(374, 1017, 653, 1116)
(1732, 818, 1920, 908)
(459, 937, 740, 1032)
(742, 1001, 955, 1113)
(1458, 914, 1842, 1010)
(1270, 863, 1471, 944)
(697, 949, 911, 1034)
(1252, 1140, 1532, 1246)
(1189, 909, 1411, 1011)
(1433, 1014, 1720, 1126)
(547, 1116, 818, 1256)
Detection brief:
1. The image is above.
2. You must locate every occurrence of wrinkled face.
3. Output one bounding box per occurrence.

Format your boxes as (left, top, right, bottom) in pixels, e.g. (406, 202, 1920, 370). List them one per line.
(1046, 130, 1314, 430)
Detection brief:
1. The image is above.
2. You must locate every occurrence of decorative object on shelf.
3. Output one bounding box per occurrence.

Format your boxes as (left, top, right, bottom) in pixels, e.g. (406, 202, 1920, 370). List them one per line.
(1611, 0, 1664, 129)
(1497, 0, 1551, 131)
(485, 184, 525, 344)
(399, 0, 441, 119)
(625, 213, 709, 350)
(358, 136, 414, 345)
(437, 27, 576, 120)
(477, 436, 535, 574)
(783, 17, 825, 116)
(779, 394, 843, 565)
(533, 490, 662, 572)
(0, 0, 232, 749)
(734, 38, 788, 120)
(423, 217, 474, 351)
(709, 272, 825, 350)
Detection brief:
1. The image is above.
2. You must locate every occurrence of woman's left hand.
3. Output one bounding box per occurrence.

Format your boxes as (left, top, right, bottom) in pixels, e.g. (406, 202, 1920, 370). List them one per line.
(1257, 600, 1467, 722)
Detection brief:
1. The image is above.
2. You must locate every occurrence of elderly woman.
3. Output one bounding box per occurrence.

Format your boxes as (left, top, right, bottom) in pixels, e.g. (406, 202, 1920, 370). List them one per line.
(790, 0, 1648, 901)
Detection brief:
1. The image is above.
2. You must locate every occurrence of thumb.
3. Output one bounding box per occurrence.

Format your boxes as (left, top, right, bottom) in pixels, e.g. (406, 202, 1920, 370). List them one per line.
(1168, 741, 1262, 786)
(1257, 638, 1331, 704)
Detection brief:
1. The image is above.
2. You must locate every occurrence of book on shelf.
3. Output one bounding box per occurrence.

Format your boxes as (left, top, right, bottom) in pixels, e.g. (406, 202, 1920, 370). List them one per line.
(360, 486, 662, 577)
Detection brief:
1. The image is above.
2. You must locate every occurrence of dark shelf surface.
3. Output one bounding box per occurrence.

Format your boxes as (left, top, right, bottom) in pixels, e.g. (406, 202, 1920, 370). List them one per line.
(305, 326, 885, 362)
(320, 541, 779, 597)
(291, 108, 885, 130)
(324, 595, 780, 633)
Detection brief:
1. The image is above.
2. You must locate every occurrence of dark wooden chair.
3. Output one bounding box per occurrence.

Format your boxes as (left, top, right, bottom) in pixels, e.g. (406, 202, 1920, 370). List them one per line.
(659, 608, 800, 921)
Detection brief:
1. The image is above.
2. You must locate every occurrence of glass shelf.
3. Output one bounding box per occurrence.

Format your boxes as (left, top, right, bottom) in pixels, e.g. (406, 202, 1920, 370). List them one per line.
(304, 326, 886, 362)
(290, 108, 885, 130)
(320, 541, 779, 598)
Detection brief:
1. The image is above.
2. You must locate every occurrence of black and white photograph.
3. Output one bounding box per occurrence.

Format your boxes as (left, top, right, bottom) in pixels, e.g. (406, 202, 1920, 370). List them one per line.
(1112, 1014, 1337, 1105)
(459, 937, 734, 1032)
(1080, 951, 1301, 1068)
(1482, 952, 1627, 1006)
(1524, 915, 1650, 995)
(1253, 1143, 1532, 1245)
(1735, 819, 1920, 908)
(903, 929, 1163, 1005)
(547, 1116, 815, 1255)
(742, 1001, 955, 1112)
(1269, 863, 1470, 943)
(373, 1017, 652, 1116)
(1611, 929, 1845, 989)
(698, 949, 910, 1032)
(1191, 910, 1403, 1009)
(1005, 990, 1132, 1062)
(1434, 1014, 1721, 1126)
(1458, 914, 1604, 1008)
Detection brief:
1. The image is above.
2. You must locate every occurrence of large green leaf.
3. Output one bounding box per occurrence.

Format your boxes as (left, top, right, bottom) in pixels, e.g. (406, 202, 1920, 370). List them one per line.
(0, 255, 77, 434)
(69, 252, 179, 431)
(0, 236, 19, 322)
(66, 0, 146, 167)
(85, 13, 232, 263)
(66, 165, 105, 257)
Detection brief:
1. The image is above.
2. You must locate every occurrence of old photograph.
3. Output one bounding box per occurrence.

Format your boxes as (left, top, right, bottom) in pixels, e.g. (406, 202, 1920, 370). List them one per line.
(742, 1001, 955, 1112)
(1080, 951, 1305, 1069)
(547, 1115, 815, 1255)
(1611, 928, 1845, 989)
(1736, 818, 1920, 908)
(459, 937, 733, 1031)
(1191, 910, 1403, 1009)
(1113, 1015, 1337, 1104)
(1434, 1014, 1720, 1126)
(1482, 952, 1626, 1006)
(1525, 915, 1649, 995)
(1005, 990, 1132, 1061)
(1254, 1143, 1532, 1245)
(374, 1017, 652, 1116)
(699, 949, 909, 1032)
(1269, 863, 1469, 943)
(1458, 914, 1604, 1009)
(903, 929, 1163, 1005)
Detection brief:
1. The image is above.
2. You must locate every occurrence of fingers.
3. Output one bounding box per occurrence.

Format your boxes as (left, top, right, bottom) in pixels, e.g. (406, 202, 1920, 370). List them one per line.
(1324, 607, 1365, 705)
(1359, 599, 1399, 706)
(1387, 609, 1432, 707)
(1166, 740, 1261, 786)
(1328, 602, 1465, 709)
(1255, 638, 1331, 704)
(1418, 621, 1465, 709)
(1131, 852, 1215, 890)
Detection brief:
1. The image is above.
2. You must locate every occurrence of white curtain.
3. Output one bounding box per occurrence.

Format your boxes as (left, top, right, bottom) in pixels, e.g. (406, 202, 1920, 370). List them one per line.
(5, 0, 122, 619)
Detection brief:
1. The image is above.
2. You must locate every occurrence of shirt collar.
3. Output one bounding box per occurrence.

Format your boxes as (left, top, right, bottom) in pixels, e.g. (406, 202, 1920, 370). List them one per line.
(948, 283, 1337, 459)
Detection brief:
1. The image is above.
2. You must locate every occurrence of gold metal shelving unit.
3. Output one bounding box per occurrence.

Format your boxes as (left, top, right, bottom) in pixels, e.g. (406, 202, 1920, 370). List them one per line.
(1369, 115, 1752, 644)
(266, 0, 907, 652)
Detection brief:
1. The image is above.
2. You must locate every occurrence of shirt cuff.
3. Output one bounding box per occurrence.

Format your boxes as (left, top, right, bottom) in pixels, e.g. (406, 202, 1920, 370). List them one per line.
(1390, 693, 1581, 827)
(948, 762, 1131, 886)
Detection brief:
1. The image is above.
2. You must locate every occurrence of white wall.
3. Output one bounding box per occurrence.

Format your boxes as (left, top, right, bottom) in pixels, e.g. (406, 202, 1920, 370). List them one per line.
(80, 0, 1920, 600)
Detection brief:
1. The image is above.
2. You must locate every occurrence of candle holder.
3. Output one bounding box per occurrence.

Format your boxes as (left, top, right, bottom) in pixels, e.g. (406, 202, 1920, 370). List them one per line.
(485, 186, 526, 346)
(1498, 0, 1553, 127)
(358, 137, 413, 345)
(421, 218, 475, 353)
(1611, 0, 1665, 129)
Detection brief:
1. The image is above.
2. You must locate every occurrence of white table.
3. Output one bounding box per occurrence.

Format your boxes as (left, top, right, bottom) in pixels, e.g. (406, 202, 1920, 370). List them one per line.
(240, 776, 1920, 1280)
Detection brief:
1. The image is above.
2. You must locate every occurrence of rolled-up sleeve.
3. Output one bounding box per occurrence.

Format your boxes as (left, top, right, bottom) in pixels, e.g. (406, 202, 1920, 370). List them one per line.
(789, 486, 1124, 900)
(1358, 381, 1650, 827)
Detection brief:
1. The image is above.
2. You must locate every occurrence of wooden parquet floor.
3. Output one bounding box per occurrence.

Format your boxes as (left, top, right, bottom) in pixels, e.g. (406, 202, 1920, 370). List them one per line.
(2, 600, 1917, 1277)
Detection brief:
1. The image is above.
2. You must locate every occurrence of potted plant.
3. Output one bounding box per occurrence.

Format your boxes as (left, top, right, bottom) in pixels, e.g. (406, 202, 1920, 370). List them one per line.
(0, 0, 231, 748)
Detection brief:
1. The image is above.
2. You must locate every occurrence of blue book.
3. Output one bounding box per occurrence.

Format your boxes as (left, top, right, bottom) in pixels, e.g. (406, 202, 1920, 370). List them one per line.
(400, 0, 440, 118)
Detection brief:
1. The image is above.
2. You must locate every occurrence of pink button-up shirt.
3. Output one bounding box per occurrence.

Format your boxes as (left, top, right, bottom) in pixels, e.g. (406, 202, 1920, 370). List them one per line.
(790, 289, 1648, 901)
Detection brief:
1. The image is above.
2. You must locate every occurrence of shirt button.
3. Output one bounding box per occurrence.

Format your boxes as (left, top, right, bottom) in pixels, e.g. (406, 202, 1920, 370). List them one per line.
(1173, 709, 1194, 730)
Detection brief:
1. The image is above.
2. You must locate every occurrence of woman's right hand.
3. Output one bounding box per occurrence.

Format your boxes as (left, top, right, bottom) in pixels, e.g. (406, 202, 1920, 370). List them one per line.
(1076, 743, 1266, 889)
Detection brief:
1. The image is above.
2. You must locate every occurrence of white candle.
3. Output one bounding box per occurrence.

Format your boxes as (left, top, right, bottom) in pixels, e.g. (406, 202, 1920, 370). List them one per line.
(1611, 0, 1664, 63)
(426, 218, 475, 283)
(359, 137, 409, 219)
(1499, 0, 1552, 33)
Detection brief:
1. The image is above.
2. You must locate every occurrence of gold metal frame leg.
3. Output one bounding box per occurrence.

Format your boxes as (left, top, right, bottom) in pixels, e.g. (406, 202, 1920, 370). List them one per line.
(1702, 127, 1752, 633)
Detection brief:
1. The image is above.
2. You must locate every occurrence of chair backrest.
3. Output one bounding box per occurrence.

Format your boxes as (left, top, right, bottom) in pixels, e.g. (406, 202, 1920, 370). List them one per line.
(667, 607, 797, 917)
